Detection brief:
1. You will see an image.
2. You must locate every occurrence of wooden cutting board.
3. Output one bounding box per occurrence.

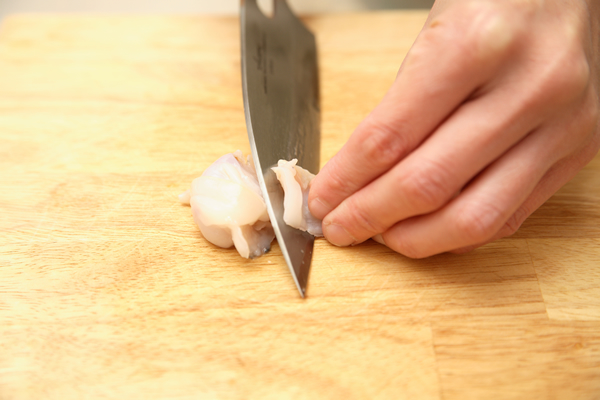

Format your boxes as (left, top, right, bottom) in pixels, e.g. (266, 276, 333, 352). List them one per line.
(1, 11, 599, 400)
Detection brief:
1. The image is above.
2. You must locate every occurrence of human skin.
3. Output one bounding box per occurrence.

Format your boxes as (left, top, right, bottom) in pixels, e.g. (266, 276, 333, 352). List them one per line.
(308, 0, 600, 258)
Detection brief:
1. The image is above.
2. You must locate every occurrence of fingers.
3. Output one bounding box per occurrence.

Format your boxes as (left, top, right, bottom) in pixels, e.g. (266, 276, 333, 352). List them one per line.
(320, 53, 587, 247)
(380, 93, 599, 258)
(319, 85, 539, 246)
(309, 1, 524, 220)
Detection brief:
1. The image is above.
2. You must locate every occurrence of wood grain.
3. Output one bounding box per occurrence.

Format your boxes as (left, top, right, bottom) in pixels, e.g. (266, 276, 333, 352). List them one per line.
(1, 11, 599, 400)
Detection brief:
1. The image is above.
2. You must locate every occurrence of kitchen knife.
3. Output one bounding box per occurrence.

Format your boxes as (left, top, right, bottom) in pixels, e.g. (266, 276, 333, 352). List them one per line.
(240, 0, 320, 297)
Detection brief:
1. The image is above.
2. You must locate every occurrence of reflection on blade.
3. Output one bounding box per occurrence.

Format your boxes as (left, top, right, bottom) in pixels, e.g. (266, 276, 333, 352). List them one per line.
(240, 0, 320, 297)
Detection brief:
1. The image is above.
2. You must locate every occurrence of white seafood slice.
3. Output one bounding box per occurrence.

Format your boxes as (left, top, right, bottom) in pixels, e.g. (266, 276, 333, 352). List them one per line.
(272, 159, 323, 237)
(180, 151, 323, 259)
(179, 151, 274, 259)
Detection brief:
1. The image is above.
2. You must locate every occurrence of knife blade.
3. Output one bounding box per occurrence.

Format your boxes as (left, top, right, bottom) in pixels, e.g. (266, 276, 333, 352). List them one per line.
(240, 0, 320, 297)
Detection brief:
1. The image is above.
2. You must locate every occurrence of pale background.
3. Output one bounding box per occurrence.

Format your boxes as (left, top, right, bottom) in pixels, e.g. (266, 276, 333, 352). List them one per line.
(0, 0, 434, 21)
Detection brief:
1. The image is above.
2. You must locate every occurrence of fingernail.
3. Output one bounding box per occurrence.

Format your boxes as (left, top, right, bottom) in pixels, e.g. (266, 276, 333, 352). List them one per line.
(309, 197, 331, 220)
(324, 223, 355, 247)
(372, 234, 386, 246)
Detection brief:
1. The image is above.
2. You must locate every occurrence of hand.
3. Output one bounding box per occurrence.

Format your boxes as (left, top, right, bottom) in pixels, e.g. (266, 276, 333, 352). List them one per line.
(309, 0, 600, 258)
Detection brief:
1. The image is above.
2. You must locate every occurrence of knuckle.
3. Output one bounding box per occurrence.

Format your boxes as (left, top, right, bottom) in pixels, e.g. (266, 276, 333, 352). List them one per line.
(454, 200, 505, 244)
(463, 2, 518, 61)
(321, 160, 354, 199)
(536, 47, 590, 103)
(438, 1, 520, 64)
(557, 54, 589, 99)
(400, 159, 454, 212)
(360, 117, 410, 169)
(501, 208, 528, 237)
(568, 56, 591, 94)
(345, 202, 387, 238)
(413, 1, 521, 86)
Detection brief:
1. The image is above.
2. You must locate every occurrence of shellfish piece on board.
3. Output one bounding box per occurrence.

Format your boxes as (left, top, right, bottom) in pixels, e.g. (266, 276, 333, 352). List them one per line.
(180, 151, 323, 259)
(179, 151, 274, 259)
(271, 159, 323, 237)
